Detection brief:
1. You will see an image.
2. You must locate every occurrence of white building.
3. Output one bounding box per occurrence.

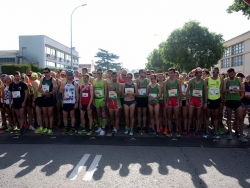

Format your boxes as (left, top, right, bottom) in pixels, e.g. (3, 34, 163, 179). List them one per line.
(19, 35, 79, 69)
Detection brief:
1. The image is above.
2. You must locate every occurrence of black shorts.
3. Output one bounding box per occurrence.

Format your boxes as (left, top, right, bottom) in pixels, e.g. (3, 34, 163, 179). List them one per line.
(182, 100, 186, 107)
(12, 103, 23, 109)
(136, 97, 148, 108)
(225, 100, 242, 110)
(81, 104, 93, 111)
(4, 104, 10, 109)
(207, 98, 221, 109)
(63, 103, 75, 112)
(35, 97, 42, 108)
(0, 102, 3, 108)
(42, 96, 55, 107)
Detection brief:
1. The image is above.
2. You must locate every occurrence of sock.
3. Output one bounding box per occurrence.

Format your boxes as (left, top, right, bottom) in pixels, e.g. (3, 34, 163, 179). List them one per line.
(98, 117, 102, 126)
(102, 118, 106, 129)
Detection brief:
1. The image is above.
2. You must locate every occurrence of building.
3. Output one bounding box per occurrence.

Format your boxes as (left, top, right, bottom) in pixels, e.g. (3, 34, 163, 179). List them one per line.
(0, 50, 20, 64)
(19, 35, 80, 69)
(218, 31, 250, 74)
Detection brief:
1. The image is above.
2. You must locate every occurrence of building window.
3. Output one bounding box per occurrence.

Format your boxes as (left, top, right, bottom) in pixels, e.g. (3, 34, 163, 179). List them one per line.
(0, 58, 15, 62)
(46, 61, 55, 67)
(223, 47, 230, 57)
(232, 55, 243, 67)
(56, 63, 64, 68)
(221, 58, 230, 68)
(232, 42, 244, 55)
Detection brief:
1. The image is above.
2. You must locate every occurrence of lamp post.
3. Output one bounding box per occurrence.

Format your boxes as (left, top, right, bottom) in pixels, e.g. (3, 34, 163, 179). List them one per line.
(71, 4, 87, 69)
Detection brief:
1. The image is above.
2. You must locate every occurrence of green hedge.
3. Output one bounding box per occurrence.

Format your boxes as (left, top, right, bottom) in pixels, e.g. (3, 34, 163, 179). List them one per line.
(1, 63, 63, 75)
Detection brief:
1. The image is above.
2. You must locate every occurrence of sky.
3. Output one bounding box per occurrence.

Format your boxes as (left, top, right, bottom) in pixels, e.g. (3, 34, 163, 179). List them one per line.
(0, 0, 250, 70)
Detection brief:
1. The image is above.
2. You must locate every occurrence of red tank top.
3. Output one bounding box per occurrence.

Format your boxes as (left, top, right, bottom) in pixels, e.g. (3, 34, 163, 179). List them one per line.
(81, 84, 92, 105)
(118, 76, 127, 84)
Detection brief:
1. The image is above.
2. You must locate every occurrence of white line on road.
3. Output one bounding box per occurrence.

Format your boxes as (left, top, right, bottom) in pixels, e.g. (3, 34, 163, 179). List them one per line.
(83, 155, 102, 181)
(68, 154, 91, 180)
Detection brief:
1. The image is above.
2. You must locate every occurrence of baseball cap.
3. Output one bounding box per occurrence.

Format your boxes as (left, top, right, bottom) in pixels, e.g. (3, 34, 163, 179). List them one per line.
(195, 67, 202, 73)
(66, 71, 73, 75)
(27, 71, 33, 76)
(60, 71, 66, 75)
(31, 72, 38, 78)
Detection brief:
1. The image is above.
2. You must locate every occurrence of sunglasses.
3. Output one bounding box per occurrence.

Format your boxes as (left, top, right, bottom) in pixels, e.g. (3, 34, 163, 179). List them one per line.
(43, 72, 49, 74)
(127, 76, 132, 78)
(189, 75, 193, 77)
(213, 71, 219, 74)
(97, 72, 103, 75)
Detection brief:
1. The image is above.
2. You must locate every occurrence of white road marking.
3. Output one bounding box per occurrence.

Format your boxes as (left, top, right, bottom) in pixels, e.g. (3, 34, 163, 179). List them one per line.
(83, 155, 102, 181)
(68, 154, 90, 180)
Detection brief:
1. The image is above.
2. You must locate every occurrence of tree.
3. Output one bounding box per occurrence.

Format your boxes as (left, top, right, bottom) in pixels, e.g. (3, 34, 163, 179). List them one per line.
(162, 21, 225, 72)
(95, 48, 122, 71)
(227, 0, 250, 19)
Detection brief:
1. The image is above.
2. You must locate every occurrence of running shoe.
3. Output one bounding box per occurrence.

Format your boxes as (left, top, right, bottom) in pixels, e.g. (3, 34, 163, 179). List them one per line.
(194, 132, 200, 138)
(47, 129, 53, 135)
(24, 124, 29, 130)
(99, 129, 105, 136)
(155, 132, 159, 137)
(68, 129, 75, 136)
(198, 129, 202, 136)
(129, 130, 134, 136)
(217, 128, 224, 135)
(42, 128, 48, 135)
(203, 132, 209, 138)
(5, 126, 13, 132)
(13, 125, 18, 131)
(87, 130, 92, 136)
(0, 125, 7, 130)
(166, 132, 172, 137)
(124, 129, 129, 134)
(29, 125, 35, 131)
(234, 130, 240, 138)
(163, 129, 168, 135)
(175, 132, 181, 138)
(136, 127, 141, 133)
(213, 133, 220, 139)
(0, 129, 5, 133)
(142, 127, 149, 133)
(186, 131, 191, 138)
(34, 126, 43, 134)
(78, 129, 87, 134)
(15, 130, 21, 136)
(159, 126, 163, 132)
(228, 133, 233, 140)
(239, 136, 248, 143)
(61, 128, 68, 135)
(95, 127, 102, 133)
(182, 130, 187, 135)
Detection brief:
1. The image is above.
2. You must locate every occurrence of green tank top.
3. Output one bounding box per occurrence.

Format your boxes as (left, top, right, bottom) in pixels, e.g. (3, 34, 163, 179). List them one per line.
(148, 84, 159, 104)
(189, 78, 204, 98)
(34, 80, 42, 97)
(94, 79, 105, 99)
(166, 79, 179, 98)
(136, 78, 147, 98)
(207, 77, 221, 100)
(225, 78, 241, 101)
(108, 82, 120, 100)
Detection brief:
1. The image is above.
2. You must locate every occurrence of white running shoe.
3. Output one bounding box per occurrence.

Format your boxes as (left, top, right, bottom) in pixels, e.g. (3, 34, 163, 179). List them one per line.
(95, 127, 102, 133)
(29, 125, 35, 131)
(99, 130, 105, 136)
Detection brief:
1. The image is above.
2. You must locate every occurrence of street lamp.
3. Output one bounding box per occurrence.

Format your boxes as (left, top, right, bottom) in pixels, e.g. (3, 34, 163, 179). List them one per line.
(71, 4, 87, 69)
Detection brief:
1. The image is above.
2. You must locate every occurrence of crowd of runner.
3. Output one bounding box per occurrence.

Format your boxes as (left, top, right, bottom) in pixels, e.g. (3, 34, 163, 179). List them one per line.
(0, 66, 249, 142)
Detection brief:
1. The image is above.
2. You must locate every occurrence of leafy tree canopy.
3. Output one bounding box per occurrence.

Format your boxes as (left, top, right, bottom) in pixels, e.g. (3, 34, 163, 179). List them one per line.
(227, 0, 250, 19)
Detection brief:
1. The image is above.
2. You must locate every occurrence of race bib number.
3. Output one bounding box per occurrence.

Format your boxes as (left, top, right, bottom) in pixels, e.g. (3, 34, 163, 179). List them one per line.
(192, 89, 202, 97)
(209, 88, 219, 95)
(138, 88, 146, 95)
(125, 88, 134, 94)
(82, 93, 88, 97)
(109, 91, 117, 98)
(159, 96, 163, 100)
(12, 91, 21, 98)
(245, 92, 250, 96)
(4, 99, 9, 104)
(149, 93, 157, 98)
(42, 85, 49, 92)
(168, 89, 177, 97)
(95, 90, 103, 97)
(229, 86, 239, 93)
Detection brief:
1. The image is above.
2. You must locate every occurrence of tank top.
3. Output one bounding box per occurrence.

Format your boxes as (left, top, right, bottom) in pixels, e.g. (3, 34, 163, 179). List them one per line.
(33, 80, 42, 98)
(242, 82, 250, 105)
(189, 78, 204, 98)
(225, 78, 241, 101)
(42, 77, 53, 93)
(136, 78, 147, 97)
(118, 76, 127, 84)
(124, 82, 135, 95)
(207, 77, 221, 100)
(63, 81, 76, 104)
(108, 82, 120, 100)
(4, 86, 10, 104)
(93, 79, 105, 99)
(148, 84, 159, 104)
(166, 78, 179, 98)
(81, 84, 92, 105)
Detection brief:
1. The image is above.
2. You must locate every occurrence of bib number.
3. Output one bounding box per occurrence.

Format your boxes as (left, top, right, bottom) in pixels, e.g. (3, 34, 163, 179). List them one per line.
(229, 86, 239, 93)
(125, 88, 134, 94)
(42, 85, 49, 92)
(82, 93, 88, 97)
(245, 92, 250, 96)
(95, 90, 103, 97)
(192, 89, 202, 97)
(168, 89, 177, 97)
(12, 91, 21, 98)
(149, 93, 157, 98)
(138, 88, 146, 95)
(209, 88, 219, 95)
(109, 91, 117, 98)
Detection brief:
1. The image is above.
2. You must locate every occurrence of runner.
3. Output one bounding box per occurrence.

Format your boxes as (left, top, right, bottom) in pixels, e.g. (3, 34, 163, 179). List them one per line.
(107, 72, 122, 135)
(136, 69, 149, 133)
(223, 68, 247, 142)
(8, 71, 28, 136)
(94, 68, 108, 136)
(0, 74, 7, 130)
(164, 67, 182, 137)
(55, 73, 62, 128)
(60, 70, 79, 135)
(242, 75, 250, 126)
(158, 73, 167, 134)
(180, 75, 188, 135)
(204, 67, 223, 139)
(81, 67, 94, 84)
(186, 67, 206, 138)
(31, 73, 43, 134)
(123, 73, 137, 135)
(38, 67, 57, 135)
(78, 74, 94, 135)
(147, 74, 161, 136)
